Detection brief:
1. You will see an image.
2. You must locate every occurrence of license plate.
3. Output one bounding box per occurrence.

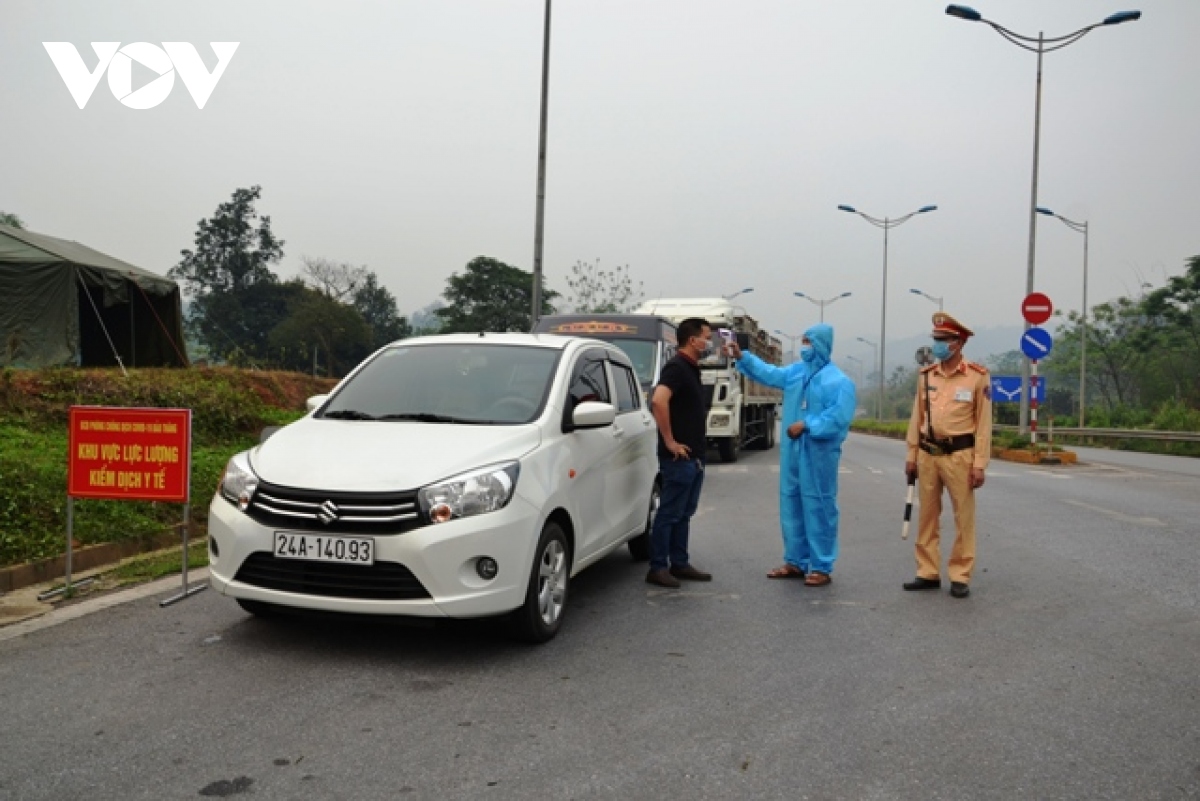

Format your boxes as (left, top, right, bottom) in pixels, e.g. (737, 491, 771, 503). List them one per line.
(273, 532, 375, 565)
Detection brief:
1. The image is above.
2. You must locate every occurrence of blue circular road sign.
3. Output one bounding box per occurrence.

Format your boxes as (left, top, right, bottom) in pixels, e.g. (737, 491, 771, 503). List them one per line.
(1020, 327, 1054, 360)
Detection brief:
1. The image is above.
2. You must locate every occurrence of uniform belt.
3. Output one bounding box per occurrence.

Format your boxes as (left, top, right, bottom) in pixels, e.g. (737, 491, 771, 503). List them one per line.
(919, 433, 975, 456)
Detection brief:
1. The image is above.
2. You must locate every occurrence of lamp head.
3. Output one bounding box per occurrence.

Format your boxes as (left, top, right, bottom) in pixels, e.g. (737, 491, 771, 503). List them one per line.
(918, 205, 938, 213)
(794, 291, 806, 298)
(839, 292, 852, 298)
(945, 5, 983, 22)
(837, 204, 857, 213)
(1103, 10, 1141, 25)
(1036, 206, 1055, 216)
(910, 288, 922, 295)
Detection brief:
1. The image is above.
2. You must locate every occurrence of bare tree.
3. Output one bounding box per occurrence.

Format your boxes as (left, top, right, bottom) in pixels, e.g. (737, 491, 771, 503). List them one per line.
(300, 256, 368, 302)
(564, 259, 644, 313)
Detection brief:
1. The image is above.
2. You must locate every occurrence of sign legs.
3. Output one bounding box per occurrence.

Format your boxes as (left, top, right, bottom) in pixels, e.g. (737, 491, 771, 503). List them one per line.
(159, 503, 207, 607)
(37, 497, 95, 601)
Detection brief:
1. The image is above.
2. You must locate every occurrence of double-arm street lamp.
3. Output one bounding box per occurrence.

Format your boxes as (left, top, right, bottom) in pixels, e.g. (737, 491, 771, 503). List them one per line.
(909, 288, 944, 310)
(856, 336, 881, 420)
(839, 204, 938, 421)
(723, 287, 755, 301)
(1037, 205, 1090, 427)
(945, 4, 1140, 431)
(795, 291, 852, 323)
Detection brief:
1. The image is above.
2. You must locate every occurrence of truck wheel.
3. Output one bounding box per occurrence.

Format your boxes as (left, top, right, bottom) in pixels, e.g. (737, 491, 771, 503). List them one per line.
(628, 480, 659, 561)
(717, 437, 738, 463)
(765, 415, 776, 449)
(509, 521, 571, 644)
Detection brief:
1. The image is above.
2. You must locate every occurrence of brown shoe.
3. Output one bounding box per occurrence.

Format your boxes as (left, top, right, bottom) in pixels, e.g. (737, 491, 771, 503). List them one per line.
(670, 564, 712, 582)
(646, 568, 681, 588)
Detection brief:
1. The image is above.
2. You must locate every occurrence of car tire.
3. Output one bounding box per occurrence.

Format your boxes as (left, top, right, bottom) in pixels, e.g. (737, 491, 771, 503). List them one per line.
(236, 598, 278, 617)
(628, 480, 660, 561)
(510, 521, 571, 644)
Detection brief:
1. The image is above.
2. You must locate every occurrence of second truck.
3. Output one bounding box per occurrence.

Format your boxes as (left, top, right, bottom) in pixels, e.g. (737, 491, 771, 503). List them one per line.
(632, 297, 783, 462)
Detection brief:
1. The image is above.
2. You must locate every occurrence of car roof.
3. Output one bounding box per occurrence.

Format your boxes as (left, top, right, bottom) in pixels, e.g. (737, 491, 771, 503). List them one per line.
(383, 332, 629, 361)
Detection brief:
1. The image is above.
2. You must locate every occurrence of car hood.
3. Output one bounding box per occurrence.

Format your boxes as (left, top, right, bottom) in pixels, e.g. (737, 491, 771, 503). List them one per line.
(250, 418, 543, 492)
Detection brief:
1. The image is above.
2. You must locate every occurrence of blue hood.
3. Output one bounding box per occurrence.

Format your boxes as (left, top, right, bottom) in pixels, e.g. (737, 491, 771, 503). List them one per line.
(805, 323, 834, 368)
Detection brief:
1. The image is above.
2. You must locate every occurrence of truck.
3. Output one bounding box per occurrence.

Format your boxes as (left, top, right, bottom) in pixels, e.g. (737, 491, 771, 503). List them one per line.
(532, 313, 678, 399)
(632, 298, 783, 462)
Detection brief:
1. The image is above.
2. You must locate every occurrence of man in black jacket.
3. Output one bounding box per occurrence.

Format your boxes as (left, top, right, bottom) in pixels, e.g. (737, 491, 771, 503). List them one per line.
(646, 317, 714, 588)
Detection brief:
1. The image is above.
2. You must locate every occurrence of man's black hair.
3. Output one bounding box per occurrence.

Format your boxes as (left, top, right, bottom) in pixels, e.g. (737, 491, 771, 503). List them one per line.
(677, 317, 710, 344)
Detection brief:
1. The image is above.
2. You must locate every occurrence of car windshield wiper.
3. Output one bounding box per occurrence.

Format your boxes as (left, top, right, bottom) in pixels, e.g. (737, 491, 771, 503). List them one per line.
(322, 410, 378, 421)
(377, 412, 483, 424)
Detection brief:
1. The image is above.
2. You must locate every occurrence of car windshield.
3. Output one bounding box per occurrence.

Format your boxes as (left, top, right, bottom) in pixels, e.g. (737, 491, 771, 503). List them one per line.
(320, 343, 561, 425)
(609, 339, 657, 388)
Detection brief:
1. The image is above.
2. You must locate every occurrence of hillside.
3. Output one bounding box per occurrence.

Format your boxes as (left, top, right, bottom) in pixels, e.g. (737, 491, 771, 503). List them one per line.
(0, 367, 336, 567)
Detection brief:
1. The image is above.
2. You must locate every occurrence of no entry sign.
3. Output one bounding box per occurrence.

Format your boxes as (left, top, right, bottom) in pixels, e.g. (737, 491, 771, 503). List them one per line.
(1022, 292, 1053, 325)
(68, 407, 192, 502)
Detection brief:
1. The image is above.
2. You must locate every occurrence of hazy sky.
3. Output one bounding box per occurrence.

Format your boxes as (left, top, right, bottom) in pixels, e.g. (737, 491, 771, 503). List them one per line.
(4, 0, 1197, 370)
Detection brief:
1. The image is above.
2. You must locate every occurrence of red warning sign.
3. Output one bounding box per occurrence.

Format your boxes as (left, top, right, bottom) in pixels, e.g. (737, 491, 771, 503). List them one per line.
(67, 407, 192, 503)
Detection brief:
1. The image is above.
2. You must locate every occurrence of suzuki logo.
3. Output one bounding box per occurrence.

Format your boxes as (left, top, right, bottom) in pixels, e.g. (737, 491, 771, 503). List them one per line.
(42, 42, 239, 109)
(317, 501, 340, 526)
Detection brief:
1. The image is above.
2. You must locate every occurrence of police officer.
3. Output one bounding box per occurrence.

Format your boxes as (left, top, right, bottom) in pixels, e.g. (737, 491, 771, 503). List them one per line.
(902, 312, 992, 599)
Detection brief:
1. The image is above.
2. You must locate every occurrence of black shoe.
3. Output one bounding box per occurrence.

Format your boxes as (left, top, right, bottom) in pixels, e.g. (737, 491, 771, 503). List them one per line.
(646, 568, 681, 589)
(950, 582, 970, 599)
(902, 577, 942, 591)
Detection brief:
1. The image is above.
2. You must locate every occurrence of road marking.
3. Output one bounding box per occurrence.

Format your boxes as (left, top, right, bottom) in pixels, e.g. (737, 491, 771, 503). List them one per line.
(988, 471, 1012, 478)
(1028, 470, 1070, 480)
(710, 465, 749, 474)
(868, 467, 883, 475)
(1062, 499, 1167, 527)
(645, 590, 741, 600)
(839, 467, 852, 474)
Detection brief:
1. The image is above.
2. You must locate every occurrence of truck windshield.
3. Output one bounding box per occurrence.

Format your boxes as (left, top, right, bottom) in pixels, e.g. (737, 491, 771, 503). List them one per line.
(608, 339, 657, 388)
(699, 331, 729, 368)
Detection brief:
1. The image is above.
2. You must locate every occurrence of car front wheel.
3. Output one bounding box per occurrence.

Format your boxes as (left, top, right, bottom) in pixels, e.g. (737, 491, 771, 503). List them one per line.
(510, 521, 571, 643)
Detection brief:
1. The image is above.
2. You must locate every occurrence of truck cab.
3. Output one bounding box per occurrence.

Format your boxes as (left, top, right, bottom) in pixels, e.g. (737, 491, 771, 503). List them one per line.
(632, 298, 782, 462)
(533, 314, 677, 399)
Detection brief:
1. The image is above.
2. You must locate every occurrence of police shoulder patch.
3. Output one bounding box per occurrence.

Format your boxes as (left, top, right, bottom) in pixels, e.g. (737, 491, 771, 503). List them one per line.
(967, 361, 988, 375)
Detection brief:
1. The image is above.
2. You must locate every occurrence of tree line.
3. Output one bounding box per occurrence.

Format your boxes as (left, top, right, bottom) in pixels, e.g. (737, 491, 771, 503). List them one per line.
(169, 187, 643, 376)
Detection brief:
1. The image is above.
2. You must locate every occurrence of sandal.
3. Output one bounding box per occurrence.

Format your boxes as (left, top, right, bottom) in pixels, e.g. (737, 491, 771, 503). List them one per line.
(767, 564, 806, 579)
(804, 571, 832, 587)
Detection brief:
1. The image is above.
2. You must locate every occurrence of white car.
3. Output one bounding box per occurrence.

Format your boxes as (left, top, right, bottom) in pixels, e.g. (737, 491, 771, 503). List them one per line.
(207, 333, 660, 642)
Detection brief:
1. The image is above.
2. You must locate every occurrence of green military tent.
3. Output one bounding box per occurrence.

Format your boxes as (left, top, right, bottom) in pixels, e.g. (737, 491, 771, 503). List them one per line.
(0, 223, 188, 368)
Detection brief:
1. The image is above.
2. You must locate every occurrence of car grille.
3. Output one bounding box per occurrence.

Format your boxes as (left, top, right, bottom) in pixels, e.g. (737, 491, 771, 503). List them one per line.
(234, 553, 432, 600)
(247, 482, 424, 535)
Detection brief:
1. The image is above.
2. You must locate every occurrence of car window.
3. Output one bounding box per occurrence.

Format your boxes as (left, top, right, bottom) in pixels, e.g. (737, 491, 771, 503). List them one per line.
(320, 344, 560, 424)
(566, 356, 611, 409)
(609, 339, 657, 388)
(611, 362, 639, 413)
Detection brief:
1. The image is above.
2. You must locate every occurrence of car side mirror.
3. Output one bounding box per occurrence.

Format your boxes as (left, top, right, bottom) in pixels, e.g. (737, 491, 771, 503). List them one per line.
(306, 394, 329, 413)
(571, 401, 616, 430)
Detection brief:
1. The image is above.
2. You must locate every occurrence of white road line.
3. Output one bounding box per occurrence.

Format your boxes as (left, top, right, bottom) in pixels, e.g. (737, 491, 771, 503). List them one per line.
(839, 467, 852, 474)
(1028, 470, 1071, 480)
(868, 468, 883, 475)
(710, 466, 749, 474)
(1062, 499, 1166, 527)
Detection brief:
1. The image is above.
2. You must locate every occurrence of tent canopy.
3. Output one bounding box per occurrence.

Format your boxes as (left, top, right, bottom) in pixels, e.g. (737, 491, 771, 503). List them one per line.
(0, 223, 189, 368)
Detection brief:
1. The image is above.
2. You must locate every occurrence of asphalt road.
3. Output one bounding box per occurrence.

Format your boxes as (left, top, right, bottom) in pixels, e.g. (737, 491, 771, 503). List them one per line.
(1, 433, 1198, 800)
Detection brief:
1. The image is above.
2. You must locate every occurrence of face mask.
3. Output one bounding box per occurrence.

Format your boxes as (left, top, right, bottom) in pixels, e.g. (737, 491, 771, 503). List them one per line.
(800, 345, 815, 363)
(932, 340, 954, 362)
(694, 337, 712, 359)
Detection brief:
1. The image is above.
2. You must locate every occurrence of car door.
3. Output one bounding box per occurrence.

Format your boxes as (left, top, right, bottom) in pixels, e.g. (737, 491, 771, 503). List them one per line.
(607, 359, 656, 540)
(560, 349, 620, 563)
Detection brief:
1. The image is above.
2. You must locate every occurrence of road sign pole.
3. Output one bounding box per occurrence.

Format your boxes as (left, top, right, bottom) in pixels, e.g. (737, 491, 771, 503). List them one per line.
(1030, 361, 1039, 446)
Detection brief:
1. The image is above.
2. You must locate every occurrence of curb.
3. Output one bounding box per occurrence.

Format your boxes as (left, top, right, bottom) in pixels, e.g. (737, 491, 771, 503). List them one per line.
(0, 567, 211, 643)
(0, 531, 199, 594)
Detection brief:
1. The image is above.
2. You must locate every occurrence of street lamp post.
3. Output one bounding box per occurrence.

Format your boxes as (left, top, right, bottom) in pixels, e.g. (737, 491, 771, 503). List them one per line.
(774, 329, 801, 362)
(723, 287, 754, 301)
(530, 0, 553, 329)
(839, 204, 938, 422)
(857, 336, 881, 419)
(946, 4, 1140, 432)
(845, 354, 865, 385)
(794, 291, 852, 323)
(1037, 206, 1090, 427)
(909, 288, 944, 310)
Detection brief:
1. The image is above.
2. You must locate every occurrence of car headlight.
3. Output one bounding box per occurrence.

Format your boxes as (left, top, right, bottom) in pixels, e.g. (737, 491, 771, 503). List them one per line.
(418, 462, 520, 524)
(218, 451, 258, 512)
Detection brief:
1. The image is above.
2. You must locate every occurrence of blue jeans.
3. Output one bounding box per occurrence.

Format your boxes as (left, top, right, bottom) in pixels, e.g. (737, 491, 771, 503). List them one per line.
(649, 457, 706, 571)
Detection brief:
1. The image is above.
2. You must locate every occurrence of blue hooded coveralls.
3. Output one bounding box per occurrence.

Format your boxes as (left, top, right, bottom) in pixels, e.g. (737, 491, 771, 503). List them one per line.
(736, 324, 856, 574)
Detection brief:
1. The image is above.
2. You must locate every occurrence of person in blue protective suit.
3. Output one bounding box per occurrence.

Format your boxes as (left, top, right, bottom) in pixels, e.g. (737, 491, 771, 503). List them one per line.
(727, 323, 856, 586)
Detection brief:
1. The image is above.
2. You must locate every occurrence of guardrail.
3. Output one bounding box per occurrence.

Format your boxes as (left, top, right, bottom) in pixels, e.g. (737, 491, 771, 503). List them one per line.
(993, 424, 1200, 444)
